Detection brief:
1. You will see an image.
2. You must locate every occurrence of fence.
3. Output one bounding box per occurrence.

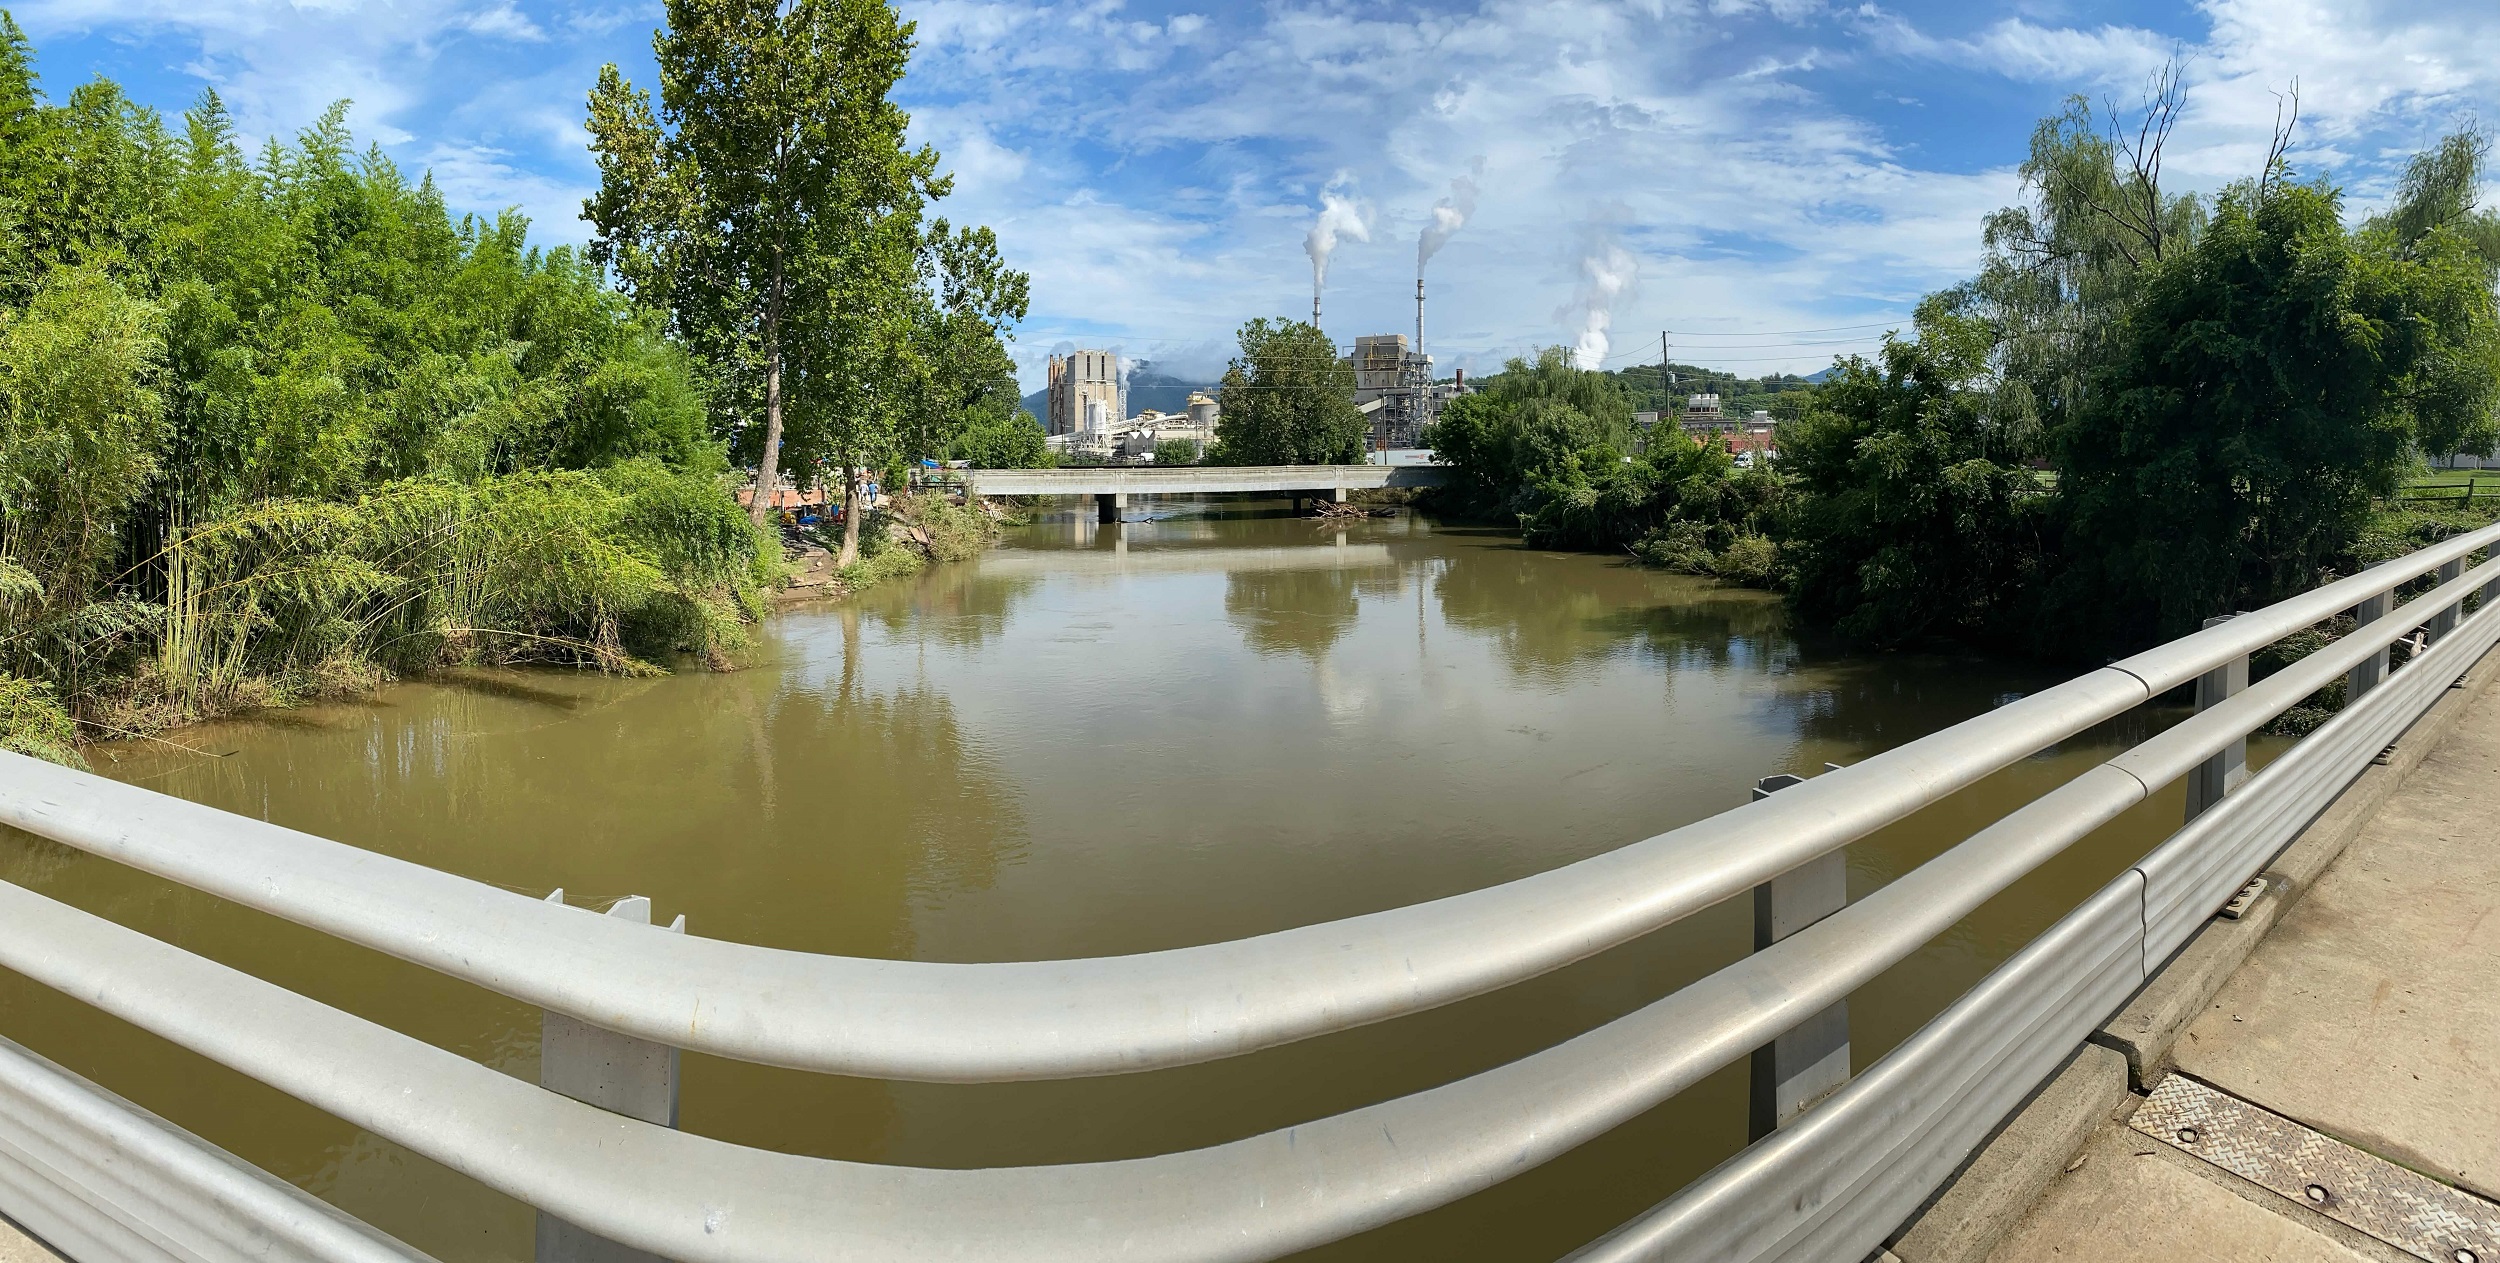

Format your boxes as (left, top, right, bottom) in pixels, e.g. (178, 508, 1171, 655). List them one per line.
(3, 522, 2498, 1262)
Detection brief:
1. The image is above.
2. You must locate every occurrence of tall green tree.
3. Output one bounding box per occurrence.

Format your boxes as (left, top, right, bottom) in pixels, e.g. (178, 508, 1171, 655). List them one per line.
(1423, 347, 1778, 559)
(2367, 127, 2500, 268)
(584, 0, 935, 534)
(0, 22, 764, 750)
(0, 264, 167, 697)
(1966, 70, 2203, 452)
(1209, 318, 1367, 465)
(1777, 302, 2048, 647)
(2046, 164, 2500, 652)
(896, 219, 1029, 466)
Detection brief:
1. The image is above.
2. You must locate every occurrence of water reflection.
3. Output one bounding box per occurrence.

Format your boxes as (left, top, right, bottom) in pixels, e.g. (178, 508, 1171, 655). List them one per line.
(1225, 562, 1367, 659)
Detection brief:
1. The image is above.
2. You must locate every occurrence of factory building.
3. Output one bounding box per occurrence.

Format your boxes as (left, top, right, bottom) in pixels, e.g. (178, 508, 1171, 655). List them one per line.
(1044, 391, 1222, 464)
(1348, 333, 1450, 450)
(1045, 349, 1122, 438)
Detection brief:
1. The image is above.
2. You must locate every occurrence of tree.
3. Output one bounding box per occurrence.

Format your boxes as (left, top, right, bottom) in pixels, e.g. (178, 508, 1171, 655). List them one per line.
(2368, 126, 2500, 268)
(1422, 347, 1777, 559)
(896, 219, 1029, 465)
(1209, 318, 1366, 465)
(1777, 301, 2047, 647)
(1421, 347, 1629, 525)
(0, 263, 167, 696)
(948, 401, 1047, 468)
(584, 0, 935, 536)
(2045, 162, 2500, 653)
(0, 30, 769, 740)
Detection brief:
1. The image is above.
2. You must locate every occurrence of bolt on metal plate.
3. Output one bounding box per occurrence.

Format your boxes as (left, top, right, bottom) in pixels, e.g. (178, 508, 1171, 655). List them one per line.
(2218, 877, 2268, 921)
(2134, 1074, 2500, 1263)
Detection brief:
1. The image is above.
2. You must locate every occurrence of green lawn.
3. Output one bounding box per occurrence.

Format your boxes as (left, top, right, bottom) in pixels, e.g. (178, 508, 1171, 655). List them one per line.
(2400, 469, 2500, 501)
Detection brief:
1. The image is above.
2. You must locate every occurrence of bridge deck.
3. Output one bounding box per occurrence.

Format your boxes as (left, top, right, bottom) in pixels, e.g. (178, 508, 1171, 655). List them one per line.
(1923, 651, 2500, 1263)
(959, 463, 1447, 498)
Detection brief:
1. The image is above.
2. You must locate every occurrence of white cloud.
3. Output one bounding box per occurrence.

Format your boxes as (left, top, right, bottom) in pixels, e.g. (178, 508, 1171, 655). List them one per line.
(16, 0, 632, 241)
(1851, 8, 2171, 87)
(466, 4, 549, 41)
(1963, 19, 2172, 84)
(910, 0, 2029, 386)
(32, 0, 2500, 392)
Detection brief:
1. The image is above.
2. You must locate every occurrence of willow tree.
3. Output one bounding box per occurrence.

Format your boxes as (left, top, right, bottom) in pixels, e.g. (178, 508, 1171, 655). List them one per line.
(584, 0, 933, 531)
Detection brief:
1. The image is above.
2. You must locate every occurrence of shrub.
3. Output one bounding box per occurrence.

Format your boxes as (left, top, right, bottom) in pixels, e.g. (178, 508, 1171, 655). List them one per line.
(0, 676, 80, 766)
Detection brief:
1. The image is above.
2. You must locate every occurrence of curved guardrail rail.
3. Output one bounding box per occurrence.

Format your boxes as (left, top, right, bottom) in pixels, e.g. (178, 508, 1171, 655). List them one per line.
(1570, 542, 2500, 1262)
(0, 523, 2493, 1260)
(2, 523, 2492, 1085)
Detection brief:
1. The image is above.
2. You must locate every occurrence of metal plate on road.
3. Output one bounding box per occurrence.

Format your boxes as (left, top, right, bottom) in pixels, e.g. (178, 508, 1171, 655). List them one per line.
(2134, 1073, 2500, 1263)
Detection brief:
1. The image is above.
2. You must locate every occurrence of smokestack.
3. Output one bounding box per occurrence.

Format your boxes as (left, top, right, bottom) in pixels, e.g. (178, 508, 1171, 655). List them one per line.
(1416, 277, 1425, 352)
(1313, 292, 1321, 327)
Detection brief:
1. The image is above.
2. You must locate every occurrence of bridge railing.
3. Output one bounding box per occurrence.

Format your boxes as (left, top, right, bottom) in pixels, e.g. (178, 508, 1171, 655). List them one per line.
(3, 522, 2497, 1261)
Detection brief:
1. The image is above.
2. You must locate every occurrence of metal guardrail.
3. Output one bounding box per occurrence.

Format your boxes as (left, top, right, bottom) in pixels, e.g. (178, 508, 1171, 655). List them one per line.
(2, 522, 2496, 1260)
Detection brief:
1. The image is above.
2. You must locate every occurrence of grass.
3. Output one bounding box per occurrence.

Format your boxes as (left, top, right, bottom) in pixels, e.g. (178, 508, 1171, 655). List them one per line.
(2397, 469, 2500, 505)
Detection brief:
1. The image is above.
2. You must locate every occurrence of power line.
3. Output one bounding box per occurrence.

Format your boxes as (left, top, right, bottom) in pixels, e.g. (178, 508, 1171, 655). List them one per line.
(1659, 335, 1887, 351)
(1665, 352, 1878, 364)
(1662, 320, 1908, 336)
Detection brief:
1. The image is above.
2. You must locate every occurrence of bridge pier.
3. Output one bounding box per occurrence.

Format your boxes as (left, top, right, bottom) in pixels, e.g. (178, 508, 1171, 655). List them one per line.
(1096, 492, 1126, 524)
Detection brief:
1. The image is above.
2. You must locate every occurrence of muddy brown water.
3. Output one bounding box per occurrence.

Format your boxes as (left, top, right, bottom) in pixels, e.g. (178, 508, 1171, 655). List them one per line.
(0, 501, 2261, 1261)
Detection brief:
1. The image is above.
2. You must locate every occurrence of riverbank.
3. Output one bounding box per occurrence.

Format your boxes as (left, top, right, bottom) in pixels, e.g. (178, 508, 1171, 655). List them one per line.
(775, 492, 1002, 605)
(0, 490, 1012, 769)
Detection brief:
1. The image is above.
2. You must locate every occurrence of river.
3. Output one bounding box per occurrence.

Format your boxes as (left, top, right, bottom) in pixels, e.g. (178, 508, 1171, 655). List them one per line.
(0, 500, 2236, 1260)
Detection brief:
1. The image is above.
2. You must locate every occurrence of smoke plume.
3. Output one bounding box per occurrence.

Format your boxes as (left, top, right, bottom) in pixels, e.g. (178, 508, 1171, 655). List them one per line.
(1304, 176, 1372, 313)
(1559, 221, 1639, 369)
(1417, 158, 1484, 271)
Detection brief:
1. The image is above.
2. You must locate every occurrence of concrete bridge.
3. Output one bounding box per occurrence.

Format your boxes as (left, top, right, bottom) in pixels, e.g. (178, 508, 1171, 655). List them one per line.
(960, 462, 1450, 521)
(6, 524, 2500, 1263)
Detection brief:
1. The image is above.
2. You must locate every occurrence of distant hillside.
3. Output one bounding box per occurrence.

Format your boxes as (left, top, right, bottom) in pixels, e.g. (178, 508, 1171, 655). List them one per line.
(1019, 363, 1218, 421)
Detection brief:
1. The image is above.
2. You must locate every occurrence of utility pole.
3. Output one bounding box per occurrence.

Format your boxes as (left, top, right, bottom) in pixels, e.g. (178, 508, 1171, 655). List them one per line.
(1657, 332, 1673, 452)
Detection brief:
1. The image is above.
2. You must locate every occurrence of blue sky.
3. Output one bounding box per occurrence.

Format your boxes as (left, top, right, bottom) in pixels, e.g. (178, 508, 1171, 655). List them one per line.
(17, 0, 2500, 389)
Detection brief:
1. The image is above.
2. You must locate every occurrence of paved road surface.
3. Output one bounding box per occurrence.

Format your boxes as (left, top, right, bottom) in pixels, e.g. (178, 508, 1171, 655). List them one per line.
(1986, 667, 2500, 1262)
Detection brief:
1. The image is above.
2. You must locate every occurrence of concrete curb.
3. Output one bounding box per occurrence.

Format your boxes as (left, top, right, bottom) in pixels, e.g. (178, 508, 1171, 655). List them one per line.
(2094, 637, 2500, 1090)
(1887, 1045, 2131, 1263)
(1884, 637, 2500, 1263)
(0, 1212, 63, 1263)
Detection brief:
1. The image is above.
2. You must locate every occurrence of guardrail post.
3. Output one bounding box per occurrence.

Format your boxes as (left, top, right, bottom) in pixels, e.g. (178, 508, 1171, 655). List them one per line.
(537, 892, 682, 1263)
(1747, 772, 1849, 1141)
(2348, 583, 2391, 702)
(2428, 557, 2466, 642)
(2185, 614, 2249, 821)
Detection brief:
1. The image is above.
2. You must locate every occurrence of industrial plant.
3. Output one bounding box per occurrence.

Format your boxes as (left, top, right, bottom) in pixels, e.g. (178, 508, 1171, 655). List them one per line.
(1040, 348, 1220, 463)
(1032, 164, 1485, 465)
